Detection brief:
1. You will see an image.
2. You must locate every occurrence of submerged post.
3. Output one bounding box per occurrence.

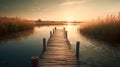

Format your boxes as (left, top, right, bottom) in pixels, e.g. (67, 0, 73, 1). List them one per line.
(76, 41, 80, 61)
(43, 38, 46, 52)
(50, 31, 52, 37)
(32, 56, 39, 67)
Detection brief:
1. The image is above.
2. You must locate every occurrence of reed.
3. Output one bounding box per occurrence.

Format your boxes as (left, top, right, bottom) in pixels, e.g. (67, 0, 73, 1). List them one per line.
(0, 17, 35, 35)
(80, 12, 120, 43)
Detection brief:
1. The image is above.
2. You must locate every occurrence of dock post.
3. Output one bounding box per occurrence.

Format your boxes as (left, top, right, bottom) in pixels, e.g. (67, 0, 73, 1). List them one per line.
(63, 27, 66, 31)
(43, 38, 46, 52)
(32, 56, 39, 67)
(53, 28, 54, 34)
(65, 31, 68, 38)
(76, 41, 80, 61)
(50, 31, 52, 37)
(55, 27, 57, 31)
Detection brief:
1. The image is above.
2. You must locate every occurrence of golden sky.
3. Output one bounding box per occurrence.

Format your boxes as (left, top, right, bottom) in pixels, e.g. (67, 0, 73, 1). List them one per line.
(0, 0, 120, 21)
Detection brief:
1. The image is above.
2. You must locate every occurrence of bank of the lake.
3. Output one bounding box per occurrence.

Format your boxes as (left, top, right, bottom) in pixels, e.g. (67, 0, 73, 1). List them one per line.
(0, 17, 35, 36)
(80, 13, 120, 44)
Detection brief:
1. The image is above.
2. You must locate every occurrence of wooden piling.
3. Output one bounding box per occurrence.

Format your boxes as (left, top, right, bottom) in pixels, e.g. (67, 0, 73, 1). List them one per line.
(52, 29, 54, 34)
(43, 38, 46, 52)
(63, 27, 66, 31)
(76, 41, 80, 60)
(50, 31, 52, 37)
(55, 27, 57, 30)
(53, 27, 57, 34)
(65, 31, 68, 38)
(32, 56, 39, 67)
(54, 27, 57, 32)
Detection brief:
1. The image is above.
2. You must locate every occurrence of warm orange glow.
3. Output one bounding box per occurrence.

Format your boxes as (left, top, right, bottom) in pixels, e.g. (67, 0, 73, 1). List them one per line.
(66, 16, 74, 22)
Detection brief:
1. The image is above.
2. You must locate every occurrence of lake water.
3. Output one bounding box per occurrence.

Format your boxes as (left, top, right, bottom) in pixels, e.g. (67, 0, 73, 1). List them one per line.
(0, 25, 120, 67)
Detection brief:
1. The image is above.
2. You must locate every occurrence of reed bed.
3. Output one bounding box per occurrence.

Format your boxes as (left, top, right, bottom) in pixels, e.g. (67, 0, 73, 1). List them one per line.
(0, 17, 35, 35)
(80, 12, 120, 43)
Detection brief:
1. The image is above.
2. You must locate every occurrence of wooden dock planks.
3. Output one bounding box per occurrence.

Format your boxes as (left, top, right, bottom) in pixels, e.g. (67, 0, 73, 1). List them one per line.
(38, 29, 78, 67)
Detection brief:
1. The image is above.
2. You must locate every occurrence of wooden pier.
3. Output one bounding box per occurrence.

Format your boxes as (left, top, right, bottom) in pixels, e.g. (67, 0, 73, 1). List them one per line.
(32, 27, 80, 67)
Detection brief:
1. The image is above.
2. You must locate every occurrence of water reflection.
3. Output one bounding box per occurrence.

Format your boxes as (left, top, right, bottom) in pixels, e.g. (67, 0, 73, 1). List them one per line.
(0, 25, 119, 67)
(0, 30, 34, 44)
(77, 28, 120, 67)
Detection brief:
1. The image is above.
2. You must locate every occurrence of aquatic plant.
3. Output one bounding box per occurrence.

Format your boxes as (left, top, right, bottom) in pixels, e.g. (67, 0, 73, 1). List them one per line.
(0, 17, 35, 35)
(80, 12, 120, 43)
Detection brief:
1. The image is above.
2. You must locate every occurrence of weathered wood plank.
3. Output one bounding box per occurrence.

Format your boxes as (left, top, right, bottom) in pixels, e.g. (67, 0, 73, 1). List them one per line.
(38, 29, 78, 67)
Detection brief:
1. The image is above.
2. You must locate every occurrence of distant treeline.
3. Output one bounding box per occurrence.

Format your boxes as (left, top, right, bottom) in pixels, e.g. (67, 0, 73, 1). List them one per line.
(36, 21, 81, 25)
(80, 12, 120, 43)
(0, 17, 35, 35)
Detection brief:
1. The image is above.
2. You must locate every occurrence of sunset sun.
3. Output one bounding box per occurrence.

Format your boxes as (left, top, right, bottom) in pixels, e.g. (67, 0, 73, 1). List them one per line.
(66, 16, 74, 22)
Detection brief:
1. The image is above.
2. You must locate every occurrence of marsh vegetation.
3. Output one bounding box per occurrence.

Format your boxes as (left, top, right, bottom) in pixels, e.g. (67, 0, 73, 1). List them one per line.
(80, 12, 120, 43)
(0, 17, 35, 35)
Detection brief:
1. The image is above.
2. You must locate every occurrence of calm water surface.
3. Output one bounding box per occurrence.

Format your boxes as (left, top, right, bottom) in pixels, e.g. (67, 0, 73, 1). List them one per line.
(0, 25, 120, 67)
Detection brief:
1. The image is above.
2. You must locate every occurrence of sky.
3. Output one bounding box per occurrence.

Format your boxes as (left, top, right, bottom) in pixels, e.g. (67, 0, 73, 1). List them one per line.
(0, 0, 120, 21)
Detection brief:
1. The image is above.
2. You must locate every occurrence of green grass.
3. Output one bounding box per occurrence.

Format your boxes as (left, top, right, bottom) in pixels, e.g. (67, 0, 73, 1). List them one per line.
(0, 17, 35, 35)
(80, 12, 120, 43)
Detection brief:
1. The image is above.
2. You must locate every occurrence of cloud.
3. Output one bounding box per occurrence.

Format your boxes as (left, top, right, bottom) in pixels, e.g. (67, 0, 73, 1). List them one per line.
(61, 0, 87, 6)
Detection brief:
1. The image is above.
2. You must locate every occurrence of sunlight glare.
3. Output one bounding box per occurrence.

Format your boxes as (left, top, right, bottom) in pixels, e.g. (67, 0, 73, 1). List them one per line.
(66, 16, 74, 22)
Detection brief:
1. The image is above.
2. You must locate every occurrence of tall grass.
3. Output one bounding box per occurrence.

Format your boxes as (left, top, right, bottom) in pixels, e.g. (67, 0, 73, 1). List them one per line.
(0, 17, 35, 35)
(80, 12, 120, 43)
